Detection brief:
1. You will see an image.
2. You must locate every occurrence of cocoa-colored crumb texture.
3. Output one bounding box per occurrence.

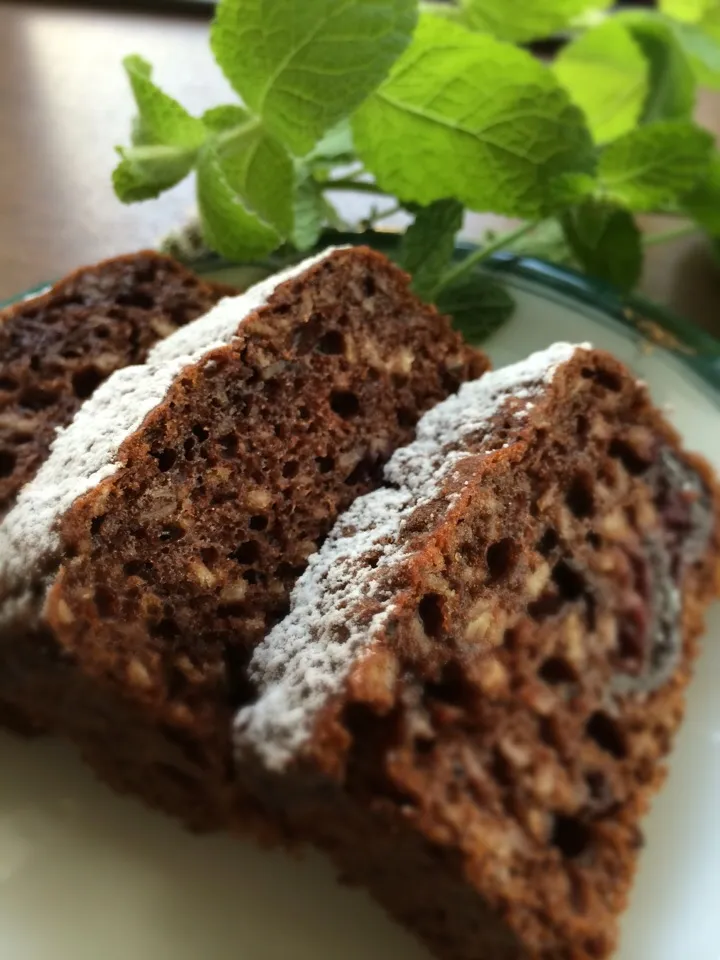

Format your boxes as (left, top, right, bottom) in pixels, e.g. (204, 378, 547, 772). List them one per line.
(239, 349, 720, 960)
(0, 246, 487, 831)
(0, 251, 232, 520)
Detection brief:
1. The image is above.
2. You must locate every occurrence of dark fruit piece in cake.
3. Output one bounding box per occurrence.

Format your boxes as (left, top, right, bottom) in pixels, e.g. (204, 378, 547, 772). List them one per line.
(0, 246, 487, 830)
(0, 251, 232, 521)
(235, 344, 720, 960)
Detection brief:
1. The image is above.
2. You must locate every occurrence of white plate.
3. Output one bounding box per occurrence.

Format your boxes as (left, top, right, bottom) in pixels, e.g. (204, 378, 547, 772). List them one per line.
(0, 271, 717, 960)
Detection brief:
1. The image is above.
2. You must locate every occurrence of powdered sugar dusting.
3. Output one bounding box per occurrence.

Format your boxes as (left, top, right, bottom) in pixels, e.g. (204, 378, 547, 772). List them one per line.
(0, 248, 345, 626)
(235, 342, 589, 771)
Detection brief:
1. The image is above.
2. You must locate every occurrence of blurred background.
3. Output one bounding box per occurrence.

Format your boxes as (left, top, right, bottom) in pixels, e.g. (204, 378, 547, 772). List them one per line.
(1, 0, 719, 336)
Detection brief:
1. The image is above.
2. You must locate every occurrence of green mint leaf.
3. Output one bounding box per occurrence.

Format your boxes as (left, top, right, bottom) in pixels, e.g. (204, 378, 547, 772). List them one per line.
(196, 143, 281, 261)
(123, 55, 205, 149)
(400, 200, 464, 300)
(672, 14, 720, 90)
(621, 15, 696, 122)
(553, 20, 649, 144)
(113, 144, 198, 203)
(292, 177, 327, 250)
(683, 154, 720, 234)
(210, 0, 417, 157)
(435, 269, 515, 342)
(457, 0, 612, 44)
(659, 0, 715, 23)
(562, 200, 642, 290)
(202, 104, 251, 132)
(305, 119, 355, 164)
(353, 16, 595, 219)
(599, 120, 713, 211)
(219, 125, 294, 236)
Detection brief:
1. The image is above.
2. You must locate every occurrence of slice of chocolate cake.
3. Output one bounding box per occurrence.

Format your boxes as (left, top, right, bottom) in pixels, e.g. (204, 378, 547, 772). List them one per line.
(235, 344, 720, 960)
(0, 250, 232, 521)
(0, 246, 487, 830)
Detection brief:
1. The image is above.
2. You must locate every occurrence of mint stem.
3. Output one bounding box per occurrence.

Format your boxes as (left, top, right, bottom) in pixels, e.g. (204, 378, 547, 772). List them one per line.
(324, 177, 393, 197)
(215, 117, 262, 153)
(435, 220, 540, 294)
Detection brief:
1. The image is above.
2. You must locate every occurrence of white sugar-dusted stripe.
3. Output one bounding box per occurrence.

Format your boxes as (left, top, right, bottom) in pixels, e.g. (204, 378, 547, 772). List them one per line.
(0, 248, 346, 625)
(235, 342, 590, 772)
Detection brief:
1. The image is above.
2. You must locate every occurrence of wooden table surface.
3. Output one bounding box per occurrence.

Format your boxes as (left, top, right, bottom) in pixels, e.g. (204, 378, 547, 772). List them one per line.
(1, 1, 719, 338)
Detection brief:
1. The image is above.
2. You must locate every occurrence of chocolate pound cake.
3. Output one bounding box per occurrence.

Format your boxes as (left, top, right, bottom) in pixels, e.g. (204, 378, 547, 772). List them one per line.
(0, 250, 232, 521)
(0, 246, 486, 830)
(236, 344, 720, 960)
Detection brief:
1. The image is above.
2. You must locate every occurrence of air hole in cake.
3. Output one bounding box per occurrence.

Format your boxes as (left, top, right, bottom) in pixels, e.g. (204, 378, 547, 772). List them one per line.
(224, 645, 257, 710)
(298, 405, 310, 420)
(581, 366, 622, 392)
(200, 547, 218, 567)
(0, 376, 18, 391)
(415, 736, 435, 756)
(552, 560, 586, 601)
(183, 438, 195, 461)
(586, 711, 626, 759)
(618, 614, 645, 665)
(243, 570, 260, 585)
(316, 330, 345, 355)
(609, 438, 652, 475)
(486, 538, 519, 582)
(219, 432, 238, 458)
(363, 275, 376, 297)
(316, 455, 334, 474)
(551, 815, 591, 859)
(29, 356, 40, 373)
(219, 602, 247, 618)
(0, 449, 16, 479)
(397, 407, 417, 429)
(124, 559, 154, 579)
(72, 366, 104, 400)
(537, 527, 559, 556)
(425, 661, 471, 708)
(154, 448, 177, 473)
(90, 514, 105, 536)
(19, 385, 59, 411)
(192, 424, 209, 442)
(528, 592, 563, 620)
(575, 414, 590, 441)
(586, 531, 602, 548)
(116, 290, 154, 310)
(231, 540, 260, 565)
(151, 618, 179, 640)
(330, 390, 360, 419)
(282, 460, 299, 480)
(12, 432, 33, 445)
(539, 656, 577, 685)
(584, 935, 609, 959)
(274, 423, 288, 441)
(566, 472, 595, 519)
(418, 593, 445, 639)
(344, 457, 378, 487)
(585, 770, 614, 811)
(159, 524, 185, 543)
(491, 747, 513, 789)
(95, 585, 117, 618)
(249, 515, 268, 531)
(538, 715, 562, 749)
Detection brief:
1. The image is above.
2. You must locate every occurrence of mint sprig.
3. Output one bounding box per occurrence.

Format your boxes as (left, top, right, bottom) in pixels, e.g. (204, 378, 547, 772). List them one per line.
(114, 0, 720, 344)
